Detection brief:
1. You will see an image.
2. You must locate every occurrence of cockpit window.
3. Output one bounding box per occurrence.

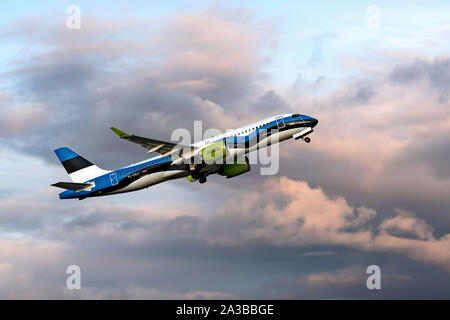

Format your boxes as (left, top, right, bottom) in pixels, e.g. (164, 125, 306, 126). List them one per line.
(292, 114, 302, 118)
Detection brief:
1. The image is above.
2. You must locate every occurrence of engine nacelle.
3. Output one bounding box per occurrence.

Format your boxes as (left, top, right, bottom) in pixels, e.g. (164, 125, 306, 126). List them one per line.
(202, 140, 227, 164)
(221, 156, 251, 178)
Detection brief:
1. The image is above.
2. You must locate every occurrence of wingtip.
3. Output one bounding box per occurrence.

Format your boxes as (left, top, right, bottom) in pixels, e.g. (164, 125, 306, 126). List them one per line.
(110, 127, 131, 138)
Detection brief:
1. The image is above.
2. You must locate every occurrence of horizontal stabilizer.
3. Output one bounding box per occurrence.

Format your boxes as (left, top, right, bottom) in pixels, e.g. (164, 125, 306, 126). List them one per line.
(51, 182, 94, 191)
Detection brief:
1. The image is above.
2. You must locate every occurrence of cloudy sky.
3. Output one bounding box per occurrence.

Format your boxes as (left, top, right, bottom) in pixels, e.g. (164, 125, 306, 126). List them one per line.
(1, 0, 450, 299)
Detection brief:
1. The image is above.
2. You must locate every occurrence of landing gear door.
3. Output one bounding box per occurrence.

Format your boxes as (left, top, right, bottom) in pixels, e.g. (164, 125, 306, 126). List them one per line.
(275, 116, 285, 129)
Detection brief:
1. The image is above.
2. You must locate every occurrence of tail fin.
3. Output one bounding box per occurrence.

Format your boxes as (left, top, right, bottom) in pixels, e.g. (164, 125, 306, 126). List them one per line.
(54, 147, 110, 182)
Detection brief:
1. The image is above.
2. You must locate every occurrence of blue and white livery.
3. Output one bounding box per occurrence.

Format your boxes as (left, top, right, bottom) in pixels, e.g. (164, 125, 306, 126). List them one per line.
(52, 113, 318, 199)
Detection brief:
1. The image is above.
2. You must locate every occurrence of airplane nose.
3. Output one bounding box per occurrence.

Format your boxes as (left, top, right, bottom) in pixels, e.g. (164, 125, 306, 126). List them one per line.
(306, 117, 318, 128)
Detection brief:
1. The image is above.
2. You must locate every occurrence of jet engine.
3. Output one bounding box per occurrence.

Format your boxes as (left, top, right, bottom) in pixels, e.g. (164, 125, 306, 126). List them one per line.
(201, 140, 228, 164)
(220, 156, 251, 178)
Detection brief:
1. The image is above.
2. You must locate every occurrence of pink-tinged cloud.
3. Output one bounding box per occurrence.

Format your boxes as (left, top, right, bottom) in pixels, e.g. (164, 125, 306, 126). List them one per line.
(0, 92, 47, 135)
(306, 265, 366, 286)
(209, 177, 450, 272)
(277, 57, 450, 219)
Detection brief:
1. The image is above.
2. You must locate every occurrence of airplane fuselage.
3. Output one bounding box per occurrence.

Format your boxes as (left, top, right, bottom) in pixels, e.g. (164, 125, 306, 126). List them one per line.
(56, 113, 318, 199)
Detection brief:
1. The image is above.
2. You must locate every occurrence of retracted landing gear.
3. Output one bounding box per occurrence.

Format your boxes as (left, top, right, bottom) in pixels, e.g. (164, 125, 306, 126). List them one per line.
(190, 169, 208, 184)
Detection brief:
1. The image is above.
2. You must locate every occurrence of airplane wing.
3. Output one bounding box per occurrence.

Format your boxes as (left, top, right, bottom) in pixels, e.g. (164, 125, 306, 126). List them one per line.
(110, 127, 193, 156)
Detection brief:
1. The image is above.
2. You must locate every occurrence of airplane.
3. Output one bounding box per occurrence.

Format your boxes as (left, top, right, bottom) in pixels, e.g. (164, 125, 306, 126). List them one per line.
(51, 113, 318, 199)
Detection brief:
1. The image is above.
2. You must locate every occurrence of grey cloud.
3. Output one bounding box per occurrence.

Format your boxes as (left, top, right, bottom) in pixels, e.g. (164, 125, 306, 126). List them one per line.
(0, 10, 276, 169)
(1, 6, 450, 300)
(1, 183, 450, 299)
(273, 57, 450, 234)
(254, 263, 450, 299)
(336, 84, 376, 106)
(392, 137, 450, 180)
(389, 57, 450, 102)
(389, 59, 430, 83)
(254, 90, 287, 113)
